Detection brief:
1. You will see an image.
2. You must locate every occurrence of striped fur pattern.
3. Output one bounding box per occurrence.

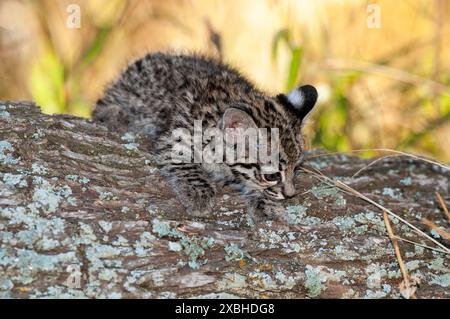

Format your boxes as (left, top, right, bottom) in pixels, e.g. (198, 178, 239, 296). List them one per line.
(93, 53, 317, 223)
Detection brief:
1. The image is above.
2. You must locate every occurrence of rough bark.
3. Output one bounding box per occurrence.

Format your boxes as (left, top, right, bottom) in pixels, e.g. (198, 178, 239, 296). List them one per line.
(0, 101, 448, 299)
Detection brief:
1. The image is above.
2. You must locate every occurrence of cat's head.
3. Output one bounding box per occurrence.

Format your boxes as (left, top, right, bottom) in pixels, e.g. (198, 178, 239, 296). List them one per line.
(221, 84, 318, 199)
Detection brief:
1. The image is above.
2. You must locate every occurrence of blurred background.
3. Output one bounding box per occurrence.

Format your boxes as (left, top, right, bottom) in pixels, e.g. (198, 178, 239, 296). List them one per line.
(0, 0, 449, 161)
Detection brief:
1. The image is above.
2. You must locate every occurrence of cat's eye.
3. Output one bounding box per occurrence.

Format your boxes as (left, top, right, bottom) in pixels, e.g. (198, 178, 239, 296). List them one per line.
(262, 172, 281, 183)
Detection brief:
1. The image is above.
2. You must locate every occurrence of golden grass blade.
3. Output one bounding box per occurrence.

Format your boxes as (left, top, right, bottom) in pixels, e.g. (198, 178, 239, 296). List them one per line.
(421, 218, 450, 241)
(351, 155, 393, 178)
(300, 167, 450, 253)
(393, 236, 449, 255)
(383, 212, 417, 299)
(306, 148, 449, 171)
(335, 180, 450, 253)
(436, 192, 450, 223)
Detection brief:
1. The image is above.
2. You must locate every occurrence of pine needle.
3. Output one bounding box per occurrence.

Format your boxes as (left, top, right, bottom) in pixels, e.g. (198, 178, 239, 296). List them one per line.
(306, 148, 449, 171)
(394, 236, 449, 255)
(421, 218, 450, 241)
(436, 192, 450, 223)
(351, 155, 393, 178)
(300, 167, 450, 254)
(383, 211, 417, 299)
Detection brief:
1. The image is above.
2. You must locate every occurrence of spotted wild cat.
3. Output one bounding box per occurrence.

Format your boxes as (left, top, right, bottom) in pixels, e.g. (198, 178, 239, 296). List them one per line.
(93, 53, 318, 224)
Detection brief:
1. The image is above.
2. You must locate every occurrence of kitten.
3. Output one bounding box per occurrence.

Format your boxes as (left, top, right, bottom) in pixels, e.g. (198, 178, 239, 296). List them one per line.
(93, 53, 317, 224)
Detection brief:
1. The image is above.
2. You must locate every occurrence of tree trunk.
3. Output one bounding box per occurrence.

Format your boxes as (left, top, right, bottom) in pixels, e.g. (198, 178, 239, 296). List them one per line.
(0, 101, 448, 299)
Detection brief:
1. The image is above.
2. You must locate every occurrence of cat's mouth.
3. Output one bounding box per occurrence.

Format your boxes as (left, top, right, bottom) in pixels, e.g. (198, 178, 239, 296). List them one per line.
(265, 189, 285, 200)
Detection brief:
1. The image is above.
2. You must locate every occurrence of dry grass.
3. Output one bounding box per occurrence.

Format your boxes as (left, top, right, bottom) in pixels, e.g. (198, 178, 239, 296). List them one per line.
(436, 192, 450, 222)
(306, 148, 450, 172)
(421, 218, 450, 241)
(300, 165, 450, 254)
(383, 211, 417, 299)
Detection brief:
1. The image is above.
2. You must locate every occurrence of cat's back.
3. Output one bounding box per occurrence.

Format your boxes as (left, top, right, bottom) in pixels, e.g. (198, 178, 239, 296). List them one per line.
(93, 53, 258, 134)
(107, 52, 255, 102)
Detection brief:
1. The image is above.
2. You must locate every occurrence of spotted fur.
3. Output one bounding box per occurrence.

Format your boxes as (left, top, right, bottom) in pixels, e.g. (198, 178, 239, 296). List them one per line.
(93, 53, 317, 223)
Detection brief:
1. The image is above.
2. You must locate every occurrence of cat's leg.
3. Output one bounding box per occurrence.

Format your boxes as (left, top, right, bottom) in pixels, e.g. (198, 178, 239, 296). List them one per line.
(247, 192, 288, 226)
(161, 163, 216, 217)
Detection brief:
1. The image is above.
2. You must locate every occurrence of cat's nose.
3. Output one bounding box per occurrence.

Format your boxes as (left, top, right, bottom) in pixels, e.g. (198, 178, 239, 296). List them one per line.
(283, 183, 296, 198)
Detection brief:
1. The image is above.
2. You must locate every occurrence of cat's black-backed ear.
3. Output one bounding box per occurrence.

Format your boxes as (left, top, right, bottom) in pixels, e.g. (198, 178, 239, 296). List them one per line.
(277, 84, 318, 120)
(221, 108, 257, 131)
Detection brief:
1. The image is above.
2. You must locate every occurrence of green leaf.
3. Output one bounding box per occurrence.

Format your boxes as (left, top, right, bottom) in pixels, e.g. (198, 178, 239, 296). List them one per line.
(286, 46, 303, 91)
(271, 28, 290, 61)
(29, 48, 66, 114)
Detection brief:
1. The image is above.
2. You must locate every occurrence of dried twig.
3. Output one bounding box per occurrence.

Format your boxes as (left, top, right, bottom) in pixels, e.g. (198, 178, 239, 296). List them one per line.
(300, 167, 450, 254)
(306, 148, 449, 171)
(436, 192, 450, 223)
(383, 211, 417, 299)
(421, 218, 450, 241)
(394, 236, 449, 254)
(351, 155, 394, 178)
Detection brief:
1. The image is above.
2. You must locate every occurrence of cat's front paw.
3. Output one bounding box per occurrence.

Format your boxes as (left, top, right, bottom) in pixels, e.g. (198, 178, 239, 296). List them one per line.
(182, 187, 216, 218)
(248, 197, 288, 225)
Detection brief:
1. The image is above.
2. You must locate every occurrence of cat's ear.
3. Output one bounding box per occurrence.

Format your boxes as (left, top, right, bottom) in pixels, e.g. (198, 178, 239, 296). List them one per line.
(221, 108, 258, 144)
(221, 108, 257, 131)
(277, 84, 318, 120)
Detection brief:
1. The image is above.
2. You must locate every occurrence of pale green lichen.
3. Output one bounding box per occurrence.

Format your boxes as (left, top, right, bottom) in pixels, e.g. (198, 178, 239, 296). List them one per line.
(427, 257, 448, 273)
(399, 177, 412, 186)
(0, 140, 20, 165)
(2, 173, 27, 187)
(32, 129, 45, 139)
(1, 204, 67, 250)
(365, 263, 388, 289)
(152, 219, 183, 238)
(31, 163, 48, 175)
(85, 244, 121, 270)
(108, 292, 122, 299)
(152, 219, 214, 269)
(0, 277, 13, 290)
(121, 132, 136, 143)
(98, 269, 119, 282)
(353, 210, 386, 233)
(65, 175, 89, 184)
(382, 187, 402, 200)
(405, 260, 421, 271)
(311, 184, 346, 206)
(286, 205, 308, 224)
(134, 231, 155, 256)
(217, 273, 247, 290)
(76, 223, 97, 245)
(65, 175, 79, 182)
(382, 284, 392, 294)
(32, 180, 74, 214)
(0, 105, 10, 118)
(405, 245, 425, 258)
(112, 235, 128, 246)
(304, 265, 328, 298)
(224, 243, 248, 262)
(180, 236, 214, 269)
(274, 271, 296, 289)
(123, 143, 139, 151)
(332, 216, 355, 233)
(365, 290, 387, 298)
(248, 271, 278, 290)
(99, 191, 114, 200)
(430, 273, 450, 288)
(430, 230, 441, 239)
(98, 221, 113, 233)
(168, 241, 182, 252)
